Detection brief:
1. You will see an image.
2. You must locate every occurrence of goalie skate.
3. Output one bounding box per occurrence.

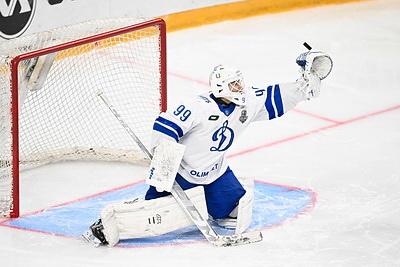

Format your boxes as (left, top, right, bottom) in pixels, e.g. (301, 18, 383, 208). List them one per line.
(82, 230, 102, 247)
(82, 219, 108, 247)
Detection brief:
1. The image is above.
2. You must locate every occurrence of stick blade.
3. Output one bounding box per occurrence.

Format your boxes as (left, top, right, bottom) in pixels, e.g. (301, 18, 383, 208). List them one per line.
(27, 52, 57, 91)
(82, 230, 102, 247)
(212, 231, 263, 247)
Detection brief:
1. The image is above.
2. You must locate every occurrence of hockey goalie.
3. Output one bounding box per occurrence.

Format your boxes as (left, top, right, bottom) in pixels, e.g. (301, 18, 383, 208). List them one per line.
(83, 49, 333, 247)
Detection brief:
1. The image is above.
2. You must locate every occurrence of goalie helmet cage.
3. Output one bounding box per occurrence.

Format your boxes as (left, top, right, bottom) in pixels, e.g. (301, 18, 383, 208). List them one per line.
(0, 18, 167, 218)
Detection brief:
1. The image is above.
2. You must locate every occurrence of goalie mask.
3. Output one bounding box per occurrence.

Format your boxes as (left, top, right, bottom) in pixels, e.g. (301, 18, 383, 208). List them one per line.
(209, 65, 246, 106)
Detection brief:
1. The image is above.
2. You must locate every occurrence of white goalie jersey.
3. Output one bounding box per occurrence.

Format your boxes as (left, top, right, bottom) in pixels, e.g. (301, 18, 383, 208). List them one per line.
(151, 82, 306, 185)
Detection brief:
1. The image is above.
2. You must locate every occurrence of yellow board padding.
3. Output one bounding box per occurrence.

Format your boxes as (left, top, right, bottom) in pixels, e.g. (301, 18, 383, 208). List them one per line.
(1, 28, 160, 75)
(55, 28, 159, 61)
(160, 0, 370, 32)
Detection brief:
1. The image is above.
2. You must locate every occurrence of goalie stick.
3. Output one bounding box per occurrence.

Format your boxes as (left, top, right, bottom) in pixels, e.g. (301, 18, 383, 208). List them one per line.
(96, 91, 263, 247)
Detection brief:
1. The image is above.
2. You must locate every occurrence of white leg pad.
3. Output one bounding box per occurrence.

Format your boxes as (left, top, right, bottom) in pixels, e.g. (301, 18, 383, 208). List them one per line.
(235, 178, 254, 234)
(100, 186, 207, 246)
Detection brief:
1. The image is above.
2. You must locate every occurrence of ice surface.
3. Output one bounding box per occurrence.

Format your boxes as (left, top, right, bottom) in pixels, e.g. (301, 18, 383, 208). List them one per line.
(1, 0, 399, 266)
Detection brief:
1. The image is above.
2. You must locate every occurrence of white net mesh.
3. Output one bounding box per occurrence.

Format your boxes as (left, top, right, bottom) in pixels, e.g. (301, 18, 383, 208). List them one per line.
(0, 18, 165, 217)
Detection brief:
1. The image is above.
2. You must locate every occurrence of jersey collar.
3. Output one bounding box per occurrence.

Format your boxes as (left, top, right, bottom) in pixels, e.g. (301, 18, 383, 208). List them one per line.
(210, 94, 236, 116)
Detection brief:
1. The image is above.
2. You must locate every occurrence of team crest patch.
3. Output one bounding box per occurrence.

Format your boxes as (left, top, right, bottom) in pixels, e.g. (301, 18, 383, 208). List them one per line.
(239, 110, 248, 123)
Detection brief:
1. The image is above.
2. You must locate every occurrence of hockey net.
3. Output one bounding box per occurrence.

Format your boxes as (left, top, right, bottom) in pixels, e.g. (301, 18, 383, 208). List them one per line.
(0, 18, 167, 218)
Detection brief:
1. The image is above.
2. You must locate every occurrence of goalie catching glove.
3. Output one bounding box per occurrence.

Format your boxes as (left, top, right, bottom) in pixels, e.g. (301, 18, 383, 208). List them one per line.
(296, 51, 333, 99)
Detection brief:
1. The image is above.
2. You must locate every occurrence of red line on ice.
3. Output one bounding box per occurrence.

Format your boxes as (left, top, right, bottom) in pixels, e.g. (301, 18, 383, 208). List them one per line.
(228, 105, 400, 158)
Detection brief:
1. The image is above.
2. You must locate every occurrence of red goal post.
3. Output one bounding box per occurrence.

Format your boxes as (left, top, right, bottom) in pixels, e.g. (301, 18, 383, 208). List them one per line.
(0, 18, 167, 218)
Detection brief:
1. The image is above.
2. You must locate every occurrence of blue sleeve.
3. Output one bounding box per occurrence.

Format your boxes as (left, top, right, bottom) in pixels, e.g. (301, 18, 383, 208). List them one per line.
(251, 82, 306, 122)
(153, 116, 184, 142)
(264, 84, 284, 119)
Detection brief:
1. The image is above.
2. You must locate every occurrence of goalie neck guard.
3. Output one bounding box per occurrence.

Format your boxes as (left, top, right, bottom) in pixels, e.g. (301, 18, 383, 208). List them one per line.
(209, 65, 246, 106)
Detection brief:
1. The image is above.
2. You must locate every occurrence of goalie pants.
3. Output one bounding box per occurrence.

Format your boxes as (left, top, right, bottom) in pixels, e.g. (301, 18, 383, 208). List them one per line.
(145, 167, 246, 220)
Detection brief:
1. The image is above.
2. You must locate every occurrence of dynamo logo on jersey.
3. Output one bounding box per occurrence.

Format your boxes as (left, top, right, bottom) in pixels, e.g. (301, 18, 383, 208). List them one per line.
(210, 120, 234, 152)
